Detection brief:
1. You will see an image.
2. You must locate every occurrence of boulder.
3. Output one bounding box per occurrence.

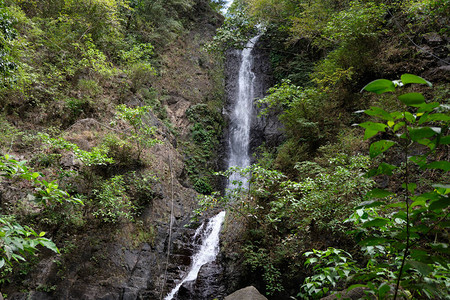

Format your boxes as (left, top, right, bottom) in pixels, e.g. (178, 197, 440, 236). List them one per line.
(224, 286, 267, 300)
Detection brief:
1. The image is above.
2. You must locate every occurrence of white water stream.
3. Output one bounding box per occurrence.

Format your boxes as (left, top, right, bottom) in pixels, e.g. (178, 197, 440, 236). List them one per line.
(227, 35, 260, 189)
(164, 211, 226, 300)
(164, 35, 260, 300)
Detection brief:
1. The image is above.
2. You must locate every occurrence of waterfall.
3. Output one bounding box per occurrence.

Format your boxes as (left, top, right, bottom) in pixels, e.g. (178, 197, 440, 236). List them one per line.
(164, 35, 260, 300)
(164, 212, 226, 300)
(228, 35, 261, 189)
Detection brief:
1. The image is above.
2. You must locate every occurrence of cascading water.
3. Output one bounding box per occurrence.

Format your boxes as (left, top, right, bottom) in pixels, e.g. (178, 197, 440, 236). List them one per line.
(227, 34, 260, 189)
(164, 212, 226, 300)
(164, 35, 260, 300)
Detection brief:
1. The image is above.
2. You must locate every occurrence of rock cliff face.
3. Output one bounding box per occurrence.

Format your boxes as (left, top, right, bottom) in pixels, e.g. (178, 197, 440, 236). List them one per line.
(2, 1, 225, 299)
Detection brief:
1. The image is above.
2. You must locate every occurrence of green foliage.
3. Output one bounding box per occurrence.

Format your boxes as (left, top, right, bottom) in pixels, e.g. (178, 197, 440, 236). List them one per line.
(288, 0, 337, 43)
(0, 117, 23, 154)
(39, 133, 114, 167)
(126, 0, 193, 48)
(119, 43, 156, 90)
(210, 155, 373, 294)
(323, 1, 386, 46)
(73, 37, 117, 78)
(193, 177, 213, 195)
(258, 80, 322, 135)
(401, 0, 449, 34)
(113, 104, 161, 160)
(209, 0, 227, 13)
(0, 154, 82, 205)
(300, 248, 358, 299)
(184, 104, 224, 194)
(0, 216, 59, 269)
(0, 2, 22, 91)
(124, 170, 159, 214)
(60, 0, 129, 50)
(303, 75, 449, 299)
(206, 3, 257, 52)
(0, 154, 84, 272)
(92, 175, 135, 223)
(243, 244, 284, 295)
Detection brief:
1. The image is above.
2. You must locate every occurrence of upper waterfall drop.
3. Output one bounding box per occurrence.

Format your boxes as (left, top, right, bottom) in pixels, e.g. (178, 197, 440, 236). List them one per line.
(227, 35, 261, 189)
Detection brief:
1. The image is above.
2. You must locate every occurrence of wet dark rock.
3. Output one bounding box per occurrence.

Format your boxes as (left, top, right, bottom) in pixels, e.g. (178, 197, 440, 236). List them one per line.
(224, 36, 283, 169)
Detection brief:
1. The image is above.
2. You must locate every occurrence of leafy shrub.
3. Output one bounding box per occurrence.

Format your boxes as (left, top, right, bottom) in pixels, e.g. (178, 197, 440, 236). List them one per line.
(0, 154, 83, 272)
(124, 171, 159, 214)
(73, 38, 117, 78)
(100, 132, 134, 165)
(0, 3, 17, 89)
(113, 104, 161, 160)
(39, 133, 114, 167)
(303, 74, 450, 299)
(323, 1, 386, 45)
(193, 177, 213, 195)
(0, 216, 59, 269)
(243, 244, 284, 295)
(300, 248, 357, 299)
(119, 43, 156, 90)
(92, 175, 135, 223)
(0, 154, 82, 206)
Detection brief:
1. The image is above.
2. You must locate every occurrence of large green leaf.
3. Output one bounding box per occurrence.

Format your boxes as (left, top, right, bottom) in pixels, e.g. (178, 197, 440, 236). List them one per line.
(416, 102, 440, 113)
(359, 122, 387, 140)
(401, 74, 432, 87)
(38, 239, 59, 253)
(378, 283, 391, 299)
(367, 188, 394, 198)
(409, 127, 439, 142)
(440, 135, 450, 144)
(362, 218, 389, 228)
(364, 106, 394, 121)
(402, 182, 417, 193)
(405, 260, 432, 276)
(398, 92, 425, 106)
(369, 140, 396, 158)
(410, 249, 431, 262)
(419, 113, 450, 124)
(362, 79, 396, 94)
(367, 163, 397, 177)
(426, 161, 450, 172)
(429, 196, 450, 211)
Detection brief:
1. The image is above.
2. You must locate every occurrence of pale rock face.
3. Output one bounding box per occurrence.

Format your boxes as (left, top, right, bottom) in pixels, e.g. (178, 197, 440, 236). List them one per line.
(224, 286, 268, 300)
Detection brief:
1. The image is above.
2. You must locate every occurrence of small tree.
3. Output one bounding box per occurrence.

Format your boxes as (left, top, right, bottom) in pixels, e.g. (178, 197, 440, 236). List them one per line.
(113, 104, 161, 160)
(301, 74, 449, 299)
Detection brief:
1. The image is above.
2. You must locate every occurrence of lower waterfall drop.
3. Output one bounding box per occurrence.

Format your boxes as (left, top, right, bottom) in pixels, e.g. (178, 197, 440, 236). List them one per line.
(164, 212, 226, 300)
(164, 35, 261, 300)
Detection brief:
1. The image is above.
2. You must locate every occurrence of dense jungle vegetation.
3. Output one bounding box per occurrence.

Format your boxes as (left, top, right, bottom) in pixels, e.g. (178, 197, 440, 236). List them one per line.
(0, 0, 448, 299)
(206, 0, 449, 299)
(0, 0, 225, 296)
